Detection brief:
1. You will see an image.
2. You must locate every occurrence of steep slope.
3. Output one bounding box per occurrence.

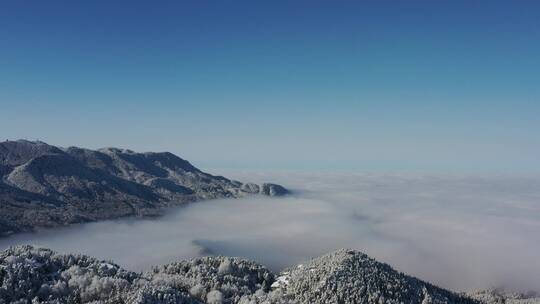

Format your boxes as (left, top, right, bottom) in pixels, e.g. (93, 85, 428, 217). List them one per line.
(0, 140, 289, 236)
(0, 246, 486, 304)
(68, 147, 244, 200)
(6, 152, 159, 201)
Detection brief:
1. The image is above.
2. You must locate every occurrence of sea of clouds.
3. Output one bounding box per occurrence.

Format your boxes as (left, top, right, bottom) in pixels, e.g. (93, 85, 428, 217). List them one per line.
(1, 171, 539, 293)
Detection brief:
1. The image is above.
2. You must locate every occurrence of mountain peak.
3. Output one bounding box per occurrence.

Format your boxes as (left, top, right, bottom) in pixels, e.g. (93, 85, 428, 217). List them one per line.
(270, 248, 478, 304)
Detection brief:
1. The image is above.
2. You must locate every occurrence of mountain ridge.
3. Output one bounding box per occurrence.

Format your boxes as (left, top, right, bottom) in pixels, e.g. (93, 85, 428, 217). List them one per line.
(0, 140, 289, 236)
(0, 245, 490, 304)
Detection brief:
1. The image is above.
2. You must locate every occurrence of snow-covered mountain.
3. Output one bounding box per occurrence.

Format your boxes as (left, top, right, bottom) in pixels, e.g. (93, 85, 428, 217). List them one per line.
(0, 245, 493, 304)
(0, 140, 288, 236)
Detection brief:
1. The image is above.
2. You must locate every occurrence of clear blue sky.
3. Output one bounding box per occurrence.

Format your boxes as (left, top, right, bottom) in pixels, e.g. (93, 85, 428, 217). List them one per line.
(1, 1, 539, 172)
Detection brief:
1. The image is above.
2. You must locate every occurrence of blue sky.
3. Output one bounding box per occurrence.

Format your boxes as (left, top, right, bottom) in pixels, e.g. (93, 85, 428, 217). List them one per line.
(1, 1, 539, 172)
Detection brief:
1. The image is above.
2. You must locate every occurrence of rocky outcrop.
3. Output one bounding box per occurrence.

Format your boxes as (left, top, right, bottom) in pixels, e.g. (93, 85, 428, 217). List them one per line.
(0, 245, 489, 304)
(0, 140, 289, 236)
(260, 183, 289, 197)
(240, 183, 289, 197)
(240, 183, 260, 194)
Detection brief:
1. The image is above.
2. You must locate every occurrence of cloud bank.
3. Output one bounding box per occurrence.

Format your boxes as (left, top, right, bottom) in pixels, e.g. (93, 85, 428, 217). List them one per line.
(1, 171, 539, 293)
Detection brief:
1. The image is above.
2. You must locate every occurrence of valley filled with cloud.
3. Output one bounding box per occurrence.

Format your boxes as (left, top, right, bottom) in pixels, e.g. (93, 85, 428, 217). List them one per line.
(1, 171, 539, 293)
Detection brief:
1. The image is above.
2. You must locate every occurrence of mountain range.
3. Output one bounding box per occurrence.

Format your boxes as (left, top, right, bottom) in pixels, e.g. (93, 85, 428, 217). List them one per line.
(0, 140, 288, 236)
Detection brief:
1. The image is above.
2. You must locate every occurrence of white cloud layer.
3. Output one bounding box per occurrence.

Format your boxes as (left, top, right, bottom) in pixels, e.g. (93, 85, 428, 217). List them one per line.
(1, 171, 539, 293)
